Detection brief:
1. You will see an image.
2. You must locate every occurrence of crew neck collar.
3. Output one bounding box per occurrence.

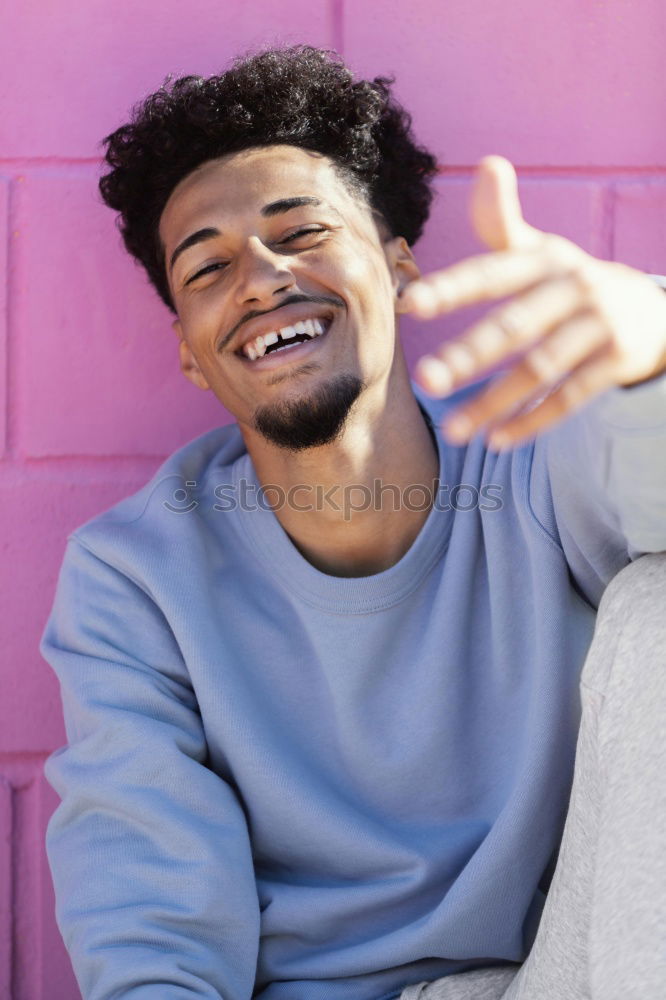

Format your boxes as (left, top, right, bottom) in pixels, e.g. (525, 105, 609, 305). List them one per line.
(226, 387, 452, 614)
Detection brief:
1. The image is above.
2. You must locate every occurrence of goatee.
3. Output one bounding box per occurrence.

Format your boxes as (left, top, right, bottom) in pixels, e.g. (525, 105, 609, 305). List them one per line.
(253, 372, 364, 451)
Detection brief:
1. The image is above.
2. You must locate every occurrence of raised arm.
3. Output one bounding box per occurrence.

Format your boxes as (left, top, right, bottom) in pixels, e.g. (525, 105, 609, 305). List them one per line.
(41, 536, 260, 999)
(403, 155, 666, 605)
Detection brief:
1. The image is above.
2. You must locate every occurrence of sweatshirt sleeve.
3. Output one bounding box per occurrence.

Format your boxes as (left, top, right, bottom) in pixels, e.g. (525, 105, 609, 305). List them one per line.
(41, 534, 261, 1000)
(530, 368, 666, 608)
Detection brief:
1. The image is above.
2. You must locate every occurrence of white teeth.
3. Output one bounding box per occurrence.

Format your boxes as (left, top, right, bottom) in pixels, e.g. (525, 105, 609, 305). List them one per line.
(243, 317, 329, 359)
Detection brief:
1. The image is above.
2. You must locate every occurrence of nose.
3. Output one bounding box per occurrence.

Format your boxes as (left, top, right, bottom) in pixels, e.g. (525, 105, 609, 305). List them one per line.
(232, 235, 296, 306)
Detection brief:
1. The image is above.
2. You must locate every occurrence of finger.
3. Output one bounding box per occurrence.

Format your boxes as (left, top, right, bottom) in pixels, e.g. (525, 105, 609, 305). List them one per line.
(440, 312, 610, 442)
(415, 273, 588, 396)
(471, 155, 543, 252)
(484, 347, 619, 450)
(402, 235, 582, 319)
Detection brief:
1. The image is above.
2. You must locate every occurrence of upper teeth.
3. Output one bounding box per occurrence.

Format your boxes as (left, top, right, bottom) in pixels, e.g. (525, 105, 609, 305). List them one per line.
(243, 318, 326, 360)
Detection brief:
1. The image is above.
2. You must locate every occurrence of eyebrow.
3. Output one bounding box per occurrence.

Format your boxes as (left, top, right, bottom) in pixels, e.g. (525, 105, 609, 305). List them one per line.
(168, 197, 328, 273)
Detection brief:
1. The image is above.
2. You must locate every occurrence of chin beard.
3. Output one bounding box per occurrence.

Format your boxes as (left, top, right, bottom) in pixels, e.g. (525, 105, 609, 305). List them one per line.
(253, 373, 365, 451)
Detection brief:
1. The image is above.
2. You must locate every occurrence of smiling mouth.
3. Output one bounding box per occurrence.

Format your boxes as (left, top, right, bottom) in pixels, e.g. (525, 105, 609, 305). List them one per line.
(237, 316, 333, 361)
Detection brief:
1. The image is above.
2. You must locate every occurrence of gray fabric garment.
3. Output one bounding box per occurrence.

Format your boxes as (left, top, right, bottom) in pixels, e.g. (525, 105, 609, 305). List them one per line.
(399, 553, 666, 1000)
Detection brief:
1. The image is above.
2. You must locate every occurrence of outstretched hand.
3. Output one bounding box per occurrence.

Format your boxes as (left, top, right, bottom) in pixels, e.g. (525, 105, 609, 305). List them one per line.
(402, 156, 666, 450)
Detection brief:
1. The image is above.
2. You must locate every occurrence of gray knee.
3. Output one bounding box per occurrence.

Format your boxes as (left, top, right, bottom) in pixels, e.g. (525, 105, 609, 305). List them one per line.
(580, 553, 666, 695)
(598, 552, 666, 631)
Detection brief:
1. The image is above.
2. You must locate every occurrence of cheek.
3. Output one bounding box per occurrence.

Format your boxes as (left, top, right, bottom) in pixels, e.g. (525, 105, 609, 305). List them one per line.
(179, 289, 231, 355)
(314, 241, 394, 315)
(347, 252, 396, 331)
(355, 234, 395, 303)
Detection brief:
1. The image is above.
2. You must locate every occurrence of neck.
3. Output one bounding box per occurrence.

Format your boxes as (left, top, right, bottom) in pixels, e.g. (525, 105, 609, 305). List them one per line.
(242, 371, 440, 577)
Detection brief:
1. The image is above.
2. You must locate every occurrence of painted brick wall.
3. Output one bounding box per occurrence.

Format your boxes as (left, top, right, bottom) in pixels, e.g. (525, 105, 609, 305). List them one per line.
(1, 2, 664, 997)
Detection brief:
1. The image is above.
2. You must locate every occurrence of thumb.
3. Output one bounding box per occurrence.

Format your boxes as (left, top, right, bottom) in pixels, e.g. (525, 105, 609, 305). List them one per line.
(471, 155, 542, 252)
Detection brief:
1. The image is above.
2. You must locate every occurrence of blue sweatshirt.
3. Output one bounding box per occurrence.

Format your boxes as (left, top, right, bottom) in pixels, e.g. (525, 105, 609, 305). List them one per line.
(41, 372, 666, 1000)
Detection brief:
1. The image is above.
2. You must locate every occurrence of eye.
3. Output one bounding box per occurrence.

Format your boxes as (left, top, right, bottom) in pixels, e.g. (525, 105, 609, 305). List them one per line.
(185, 261, 228, 286)
(279, 226, 329, 245)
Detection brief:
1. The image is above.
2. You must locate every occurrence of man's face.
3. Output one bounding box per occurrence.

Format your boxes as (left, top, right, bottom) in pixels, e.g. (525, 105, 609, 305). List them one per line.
(159, 144, 418, 449)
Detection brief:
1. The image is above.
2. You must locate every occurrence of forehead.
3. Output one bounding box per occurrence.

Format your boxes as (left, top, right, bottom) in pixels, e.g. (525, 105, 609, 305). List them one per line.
(159, 145, 358, 245)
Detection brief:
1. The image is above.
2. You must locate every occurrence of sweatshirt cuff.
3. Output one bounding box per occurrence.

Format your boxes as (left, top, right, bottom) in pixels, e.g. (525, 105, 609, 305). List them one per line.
(594, 370, 666, 431)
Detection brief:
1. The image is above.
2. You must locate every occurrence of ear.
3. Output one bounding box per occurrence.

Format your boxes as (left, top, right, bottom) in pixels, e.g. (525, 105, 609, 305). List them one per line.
(385, 236, 422, 314)
(172, 319, 211, 391)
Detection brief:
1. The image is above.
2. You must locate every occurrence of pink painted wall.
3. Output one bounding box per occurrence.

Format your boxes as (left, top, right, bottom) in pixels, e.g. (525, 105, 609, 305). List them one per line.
(1, 2, 664, 996)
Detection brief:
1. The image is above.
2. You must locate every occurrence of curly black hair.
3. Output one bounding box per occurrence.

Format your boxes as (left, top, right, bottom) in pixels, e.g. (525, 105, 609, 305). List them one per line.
(99, 44, 439, 312)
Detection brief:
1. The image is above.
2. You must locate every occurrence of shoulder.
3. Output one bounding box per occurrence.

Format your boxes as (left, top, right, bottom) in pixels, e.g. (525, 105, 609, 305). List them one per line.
(70, 422, 247, 574)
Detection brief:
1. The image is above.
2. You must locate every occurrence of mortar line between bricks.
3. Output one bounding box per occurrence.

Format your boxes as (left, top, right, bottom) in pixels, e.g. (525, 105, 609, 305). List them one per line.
(1, 183, 8, 460)
(436, 165, 666, 178)
(18, 452, 172, 464)
(331, 0, 344, 55)
(0, 157, 102, 168)
(0, 777, 12, 998)
(4, 177, 18, 460)
(0, 159, 665, 176)
(606, 183, 617, 261)
(10, 782, 17, 1000)
(10, 773, 41, 999)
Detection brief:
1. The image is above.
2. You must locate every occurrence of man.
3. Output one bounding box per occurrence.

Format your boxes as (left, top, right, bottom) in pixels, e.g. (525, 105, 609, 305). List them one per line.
(41, 44, 666, 1000)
